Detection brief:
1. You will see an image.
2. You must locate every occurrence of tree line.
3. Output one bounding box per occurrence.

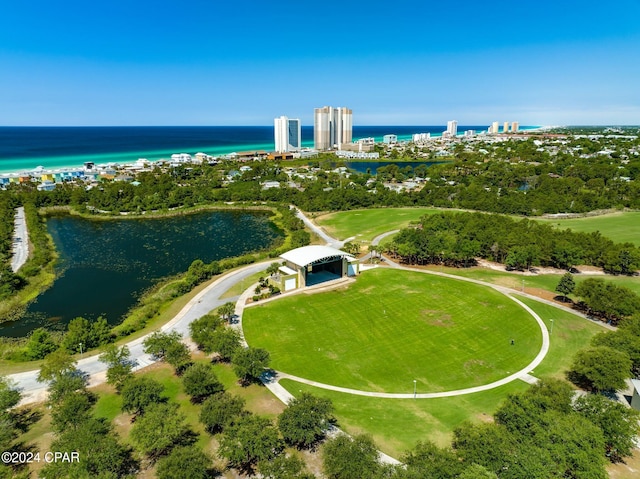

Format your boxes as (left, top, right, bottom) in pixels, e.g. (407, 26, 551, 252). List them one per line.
(386, 211, 640, 274)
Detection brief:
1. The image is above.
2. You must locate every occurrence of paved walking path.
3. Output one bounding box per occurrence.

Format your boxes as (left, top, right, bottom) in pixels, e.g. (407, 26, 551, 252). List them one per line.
(9, 260, 272, 405)
(10, 207, 29, 273)
(247, 210, 614, 401)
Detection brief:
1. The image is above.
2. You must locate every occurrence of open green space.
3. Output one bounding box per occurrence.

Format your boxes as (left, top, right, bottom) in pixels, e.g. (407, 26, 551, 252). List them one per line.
(440, 267, 640, 296)
(314, 207, 442, 242)
(315, 207, 640, 250)
(536, 211, 640, 246)
(278, 294, 603, 457)
(243, 268, 542, 393)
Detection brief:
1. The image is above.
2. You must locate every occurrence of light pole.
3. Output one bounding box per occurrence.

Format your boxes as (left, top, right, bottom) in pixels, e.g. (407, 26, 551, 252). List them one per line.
(550, 319, 554, 336)
(413, 380, 417, 399)
(79, 342, 83, 359)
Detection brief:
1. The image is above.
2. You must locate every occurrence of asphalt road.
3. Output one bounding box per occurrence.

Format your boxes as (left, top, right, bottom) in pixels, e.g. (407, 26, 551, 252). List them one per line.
(9, 260, 271, 405)
(10, 206, 29, 273)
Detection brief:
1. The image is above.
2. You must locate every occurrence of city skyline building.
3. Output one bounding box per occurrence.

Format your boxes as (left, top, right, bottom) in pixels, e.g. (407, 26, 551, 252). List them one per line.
(314, 106, 353, 150)
(274, 116, 301, 153)
(511, 121, 519, 132)
(447, 120, 458, 137)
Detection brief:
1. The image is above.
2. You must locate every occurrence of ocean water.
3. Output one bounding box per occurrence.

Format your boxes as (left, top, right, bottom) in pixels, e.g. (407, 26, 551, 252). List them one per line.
(0, 126, 534, 173)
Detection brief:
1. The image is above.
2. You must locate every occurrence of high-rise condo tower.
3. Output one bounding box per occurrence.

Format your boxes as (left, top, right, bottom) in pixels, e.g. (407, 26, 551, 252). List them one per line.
(274, 116, 301, 153)
(446, 120, 458, 137)
(314, 106, 353, 150)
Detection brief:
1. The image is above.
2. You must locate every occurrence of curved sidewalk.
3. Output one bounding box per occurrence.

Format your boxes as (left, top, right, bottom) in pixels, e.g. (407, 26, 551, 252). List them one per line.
(237, 264, 550, 399)
(9, 260, 273, 405)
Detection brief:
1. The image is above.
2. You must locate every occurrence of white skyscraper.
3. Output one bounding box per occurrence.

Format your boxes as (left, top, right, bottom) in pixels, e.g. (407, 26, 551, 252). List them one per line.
(490, 121, 500, 134)
(274, 116, 301, 153)
(314, 106, 353, 150)
(511, 121, 519, 132)
(446, 120, 458, 137)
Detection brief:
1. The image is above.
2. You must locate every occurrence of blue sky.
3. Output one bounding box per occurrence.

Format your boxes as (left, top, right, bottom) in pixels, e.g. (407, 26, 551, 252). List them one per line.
(1, 0, 639, 126)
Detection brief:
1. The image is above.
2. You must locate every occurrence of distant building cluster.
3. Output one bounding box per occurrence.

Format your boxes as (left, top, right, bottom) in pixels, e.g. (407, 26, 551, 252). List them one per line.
(488, 121, 519, 134)
(272, 108, 524, 153)
(313, 106, 353, 150)
(274, 106, 353, 153)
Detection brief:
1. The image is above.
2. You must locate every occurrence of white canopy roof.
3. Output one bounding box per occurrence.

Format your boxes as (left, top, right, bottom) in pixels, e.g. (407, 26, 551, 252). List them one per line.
(280, 245, 354, 268)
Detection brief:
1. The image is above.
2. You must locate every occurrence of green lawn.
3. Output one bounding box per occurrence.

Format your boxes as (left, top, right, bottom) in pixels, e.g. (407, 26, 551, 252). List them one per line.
(440, 267, 640, 296)
(314, 208, 442, 242)
(244, 268, 541, 392)
(314, 208, 640, 248)
(281, 378, 529, 456)
(276, 294, 603, 457)
(536, 211, 640, 246)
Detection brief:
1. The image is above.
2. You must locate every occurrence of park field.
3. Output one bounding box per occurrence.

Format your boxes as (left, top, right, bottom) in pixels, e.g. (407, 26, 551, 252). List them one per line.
(276, 293, 604, 457)
(314, 208, 640, 247)
(314, 207, 442, 243)
(536, 211, 640, 246)
(243, 268, 541, 393)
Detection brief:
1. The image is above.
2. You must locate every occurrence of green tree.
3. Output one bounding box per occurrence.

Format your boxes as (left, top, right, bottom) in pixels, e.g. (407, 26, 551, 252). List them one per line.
(189, 313, 223, 350)
(156, 445, 213, 479)
(570, 346, 633, 391)
(258, 454, 315, 479)
(232, 347, 270, 384)
(218, 414, 282, 471)
(182, 363, 223, 403)
(50, 392, 93, 432)
(458, 464, 498, 479)
(37, 349, 77, 383)
(25, 327, 58, 360)
(322, 434, 382, 479)
(47, 370, 90, 406)
(200, 391, 246, 434)
(143, 330, 191, 373)
(121, 376, 165, 416)
(574, 393, 640, 462)
(266, 262, 281, 276)
(0, 376, 20, 412)
(41, 417, 138, 479)
(400, 441, 463, 478)
(210, 327, 242, 360)
(0, 376, 20, 450)
(278, 392, 334, 448)
(218, 302, 236, 322)
(130, 402, 193, 458)
(555, 272, 576, 301)
(99, 344, 135, 392)
(591, 316, 640, 375)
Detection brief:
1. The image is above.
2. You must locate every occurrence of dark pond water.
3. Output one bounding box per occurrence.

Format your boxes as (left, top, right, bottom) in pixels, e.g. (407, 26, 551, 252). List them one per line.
(345, 161, 442, 174)
(0, 210, 282, 337)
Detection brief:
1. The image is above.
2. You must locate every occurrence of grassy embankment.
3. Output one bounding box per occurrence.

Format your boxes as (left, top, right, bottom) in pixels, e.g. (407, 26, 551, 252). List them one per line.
(0, 204, 58, 322)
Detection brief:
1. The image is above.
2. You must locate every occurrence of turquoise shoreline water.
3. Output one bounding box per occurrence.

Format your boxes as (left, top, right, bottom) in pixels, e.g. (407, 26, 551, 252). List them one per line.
(0, 140, 310, 174)
(0, 126, 540, 174)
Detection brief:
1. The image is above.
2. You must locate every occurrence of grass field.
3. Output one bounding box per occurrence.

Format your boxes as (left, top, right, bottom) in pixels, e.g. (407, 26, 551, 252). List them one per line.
(314, 207, 442, 243)
(243, 268, 542, 393)
(536, 211, 640, 246)
(277, 293, 603, 457)
(439, 266, 640, 296)
(315, 208, 640, 247)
